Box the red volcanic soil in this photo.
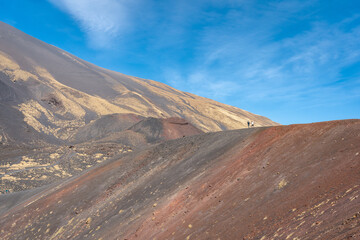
[161,117,204,140]
[72,115,203,147]
[128,117,203,143]
[0,120,359,240]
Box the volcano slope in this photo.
[0,21,277,145]
[0,119,359,240]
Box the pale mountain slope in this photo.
[0,22,277,143]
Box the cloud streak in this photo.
[49,0,135,49]
[159,1,360,110]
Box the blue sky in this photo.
[1,0,360,124]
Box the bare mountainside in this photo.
[2,22,358,240]
[0,22,277,144]
[0,120,359,239]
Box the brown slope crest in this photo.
[70,114,204,147]
[0,21,277,144]
[0,119,359,239]
[128,117,204,143]
[69,113,145,143]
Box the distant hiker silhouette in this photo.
[247,121,250,128]
[251,121,254,127]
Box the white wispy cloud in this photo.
[49,0,137,49]
[159,0,360,110]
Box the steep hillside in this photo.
[0,21,277,144]
[0,120,359,239]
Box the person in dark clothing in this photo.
[247,121,250,128]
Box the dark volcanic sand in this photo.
[0,120,359,239]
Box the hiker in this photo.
[251,121,254,127]
[247,121,250,128]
